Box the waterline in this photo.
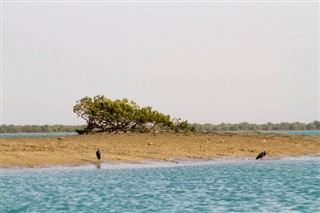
[2,156,319,213]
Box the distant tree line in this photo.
[2,120,318,134]
[0,124,85,133]
[1,121,319,133]
[191,121,320,132]
[73,95,192,134]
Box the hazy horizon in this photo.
[1,1,319,125]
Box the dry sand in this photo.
[1,132,319,168]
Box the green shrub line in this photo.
[1,121,319,134]
[191,121,320,132]
[0,124,85,133]
[1,94,318,134]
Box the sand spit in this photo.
[1,132,319,168]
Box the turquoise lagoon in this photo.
[1,156,319,212]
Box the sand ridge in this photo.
[1,132,319,168]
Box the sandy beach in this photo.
[1,132,319,168]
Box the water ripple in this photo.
[1,157,319,212]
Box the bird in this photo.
[96,148,101,160]
[256,151,267,160]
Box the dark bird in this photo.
[96,148,101,160]
[256,151,267,160]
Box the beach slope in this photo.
[1,132,319,168]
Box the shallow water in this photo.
[1,157,319,212]
[262,130,320,135]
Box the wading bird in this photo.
[256,151,267,160]
[96,148,101,160]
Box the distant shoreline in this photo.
[1,132,319,168]
[1,130,320,138]
[0,132,77,138]
[1,121,319,134]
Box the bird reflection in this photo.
[96,162,101,169]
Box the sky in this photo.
[1,0,319,125]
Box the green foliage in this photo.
[190,121,320,132]
[73,95,192,134]
[172,118,193,131]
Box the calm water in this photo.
[1,157,319,212]
[263,131,320,135]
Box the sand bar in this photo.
[1,132,319,168]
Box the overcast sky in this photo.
[1,1,319,125]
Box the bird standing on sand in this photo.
[96,148,101,160]
[256,151,267,160]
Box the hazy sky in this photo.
[1,1,319,125]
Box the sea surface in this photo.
[262,130,320,135]
[1,156,319,212]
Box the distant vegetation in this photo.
[1,121,319,134]
[73,95,192,134]
[0,124,84,133]
[191,121,320,132]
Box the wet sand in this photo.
[1,132,319,168]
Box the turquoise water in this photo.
[263,131,320,135]
[1,157,319,212]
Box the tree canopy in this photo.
[73,95,192,134]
